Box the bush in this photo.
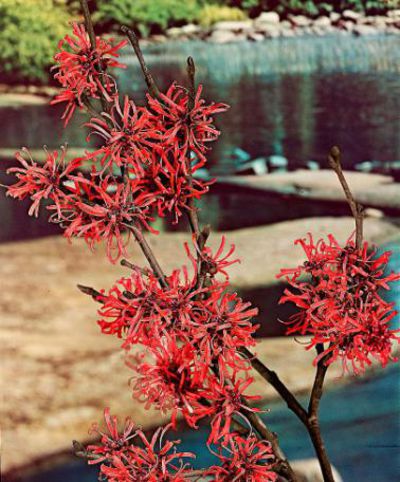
[197,5,248,27]
[96,0,201,36]
[0,0,73,83]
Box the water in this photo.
[1,36,400,173]
[13,365,400,482]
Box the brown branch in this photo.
[128,225,168,289]
[306,345,334,482]
[120,26,160,98]
[77,284,103,302]
[79,0,96,50]
[240,347,308,426]
[121,258,151,276]
[328,146,364,249]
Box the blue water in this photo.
[18,365,399,482]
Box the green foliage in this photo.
[96,0,201,36]
[0,0,72,83]
[198,4,248,27]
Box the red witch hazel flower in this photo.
[208,432,277,482]
[5,147,81,217]
[128,337,206,428]
[85,96,159,176]
[147,82,229,162]
[277,233,400,373]
[56,176,156,263]
[86,409,195,482]
[52,23,127,125]
[185,235,240,279]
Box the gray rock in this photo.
[289,15,312,27]
[388,9,400,18]
[255,11,280,25]
[208,29,238,43]
[166,27,182,38]
[314,16,331,27]
[180,23,201,35]
[342,9,362,21]
[330,12,341,23]
[248,32,265,42]
[212,20,253,32]
[353,24,378,36]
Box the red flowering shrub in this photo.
[278,234,400,373]
[4,9,400,482]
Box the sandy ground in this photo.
[1,216,399,474]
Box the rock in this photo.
[306,161,320,171]
[365,207,384,219]
[330,12,341,23]
[207,29,238,44]
[291,458,343,482]
[269,155,288,172]
[212,20,253,32]
[180,23,201,35]
[353,24,378,36]
[166,27,182,38]
[388,9,400,18]
[150,34,167,43]
[289,15,312,27]
[342,9,361,21]
[314,16,331,27]
[343,20,355,32]
[254,11,280,25]
[248,32,265,42]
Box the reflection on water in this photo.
[1,36,400,174]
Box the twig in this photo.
[328,146,363,248]
[120,26,160,98]
[128,225,168,289]
[121,258,151,276]
[240,347,308,425]
[77,284,103,302]
[79,0,96,49]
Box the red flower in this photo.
[185,235,239,280]
[277,233,400,373]
[6,147,81,217]
[52,23,127,125]
[57,176,156,263]
[208,433,277,482]
[147,82,228,162]
[189,287,258,373]
[128,337,205,428]
[85,96,160,176]
[86,410,195,481]
[86,407,137,464]
[197,376,262,444]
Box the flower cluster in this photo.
[278,233,400,373]
[97,241,261,443]
[86,409,195,482]
[6,25,228,264]
[51,23,127,125]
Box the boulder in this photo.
[212,20,253,32]
[208,29,238,44]
[166,27,183,38]
[314,16,331,27]
[342,9,361,21]
[180,23,201,35]
[329,12,340,23]
[255,11,280,25]
[248,32,265,42]
[388,9,400,18]
[288,15,312,27]
[353,24,378,36]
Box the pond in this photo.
[13,365,400,482]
